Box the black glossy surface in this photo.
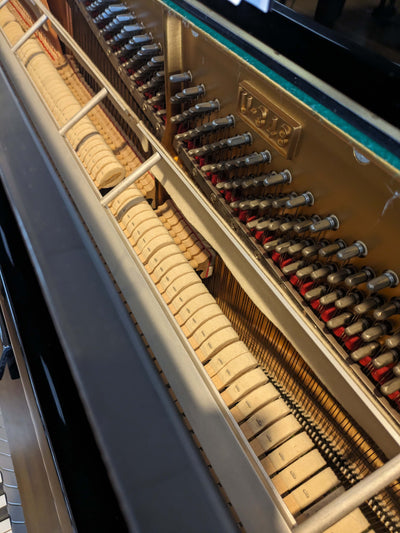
[0,182,129,532]
[174,0,400,135]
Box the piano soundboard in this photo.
[0,0,400,531]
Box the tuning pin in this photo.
[202,163,220,174]
[188,143,217,157]
[344,267,375,288]
[131,33,153,48]
[228,178,243,190]
[280,218,300,233]
[229,200,242,211]
[344,317,371,337]
[326,312,353,329]
[257,197,275,213]
[190,100,220,115]
[144,56,165,73]
[287,240,314,256]
[319,289,345,307]
[93,4,128,24]
[386,333,400,349]
[174,115,235,141]
[123,43,161,67]
[132,55,164,80]
[227,132,254,149]
[335,291,363,310]
[109,23,144,44]
[282,260,306,275]
[169,71,192,83]
[381,377,400,396]
[104,15,137,31]
[310,264,336,282]
[293,216,320,233]
[103,14,136,34]
[188,133,252,157]
[373,350,398,370]
[350,342,380,362]
[264,170,292,187]
[87,0,117,13]
[127,33,153,50]
[223,177,241,190]
[242,174,269,189]
[272,193,297,208]
[243,151,271,166]
[263,238,285,252]
[202,150,270,173]
[171,99,220,125]
[304,285,328,302]
[246,217,263,230]
[253,199,270,212]
[285,191,314,209]
[353,294,384,315]
[326,266,355,285]
[268,216,290,232]
[93,2,127,15]
[301,240,329,259]
[381,376,400,397]
[275,240,296,254]
[336,240,367,261]
[373,298,400,321]
[249,213,270,230]
[119,33,153,58]
[254,217,274,232]
[87,0,121,12]
[319,239,346,258]
[367,270,399,293]
[139,71,165,92]
[361,321,392,343]
[146,91,165,105]
[310,215,339,233]
[238,199,256,211]
[296,263,320,280]
[170,85,205,103]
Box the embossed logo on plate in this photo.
[238,81,301,159]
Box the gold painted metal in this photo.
[171,10,400,297]
[238,80,302,159]
[162,10,183,149]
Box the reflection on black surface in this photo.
[182,0,400,129]
[282,0,400,64]
[0,182,129,532]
